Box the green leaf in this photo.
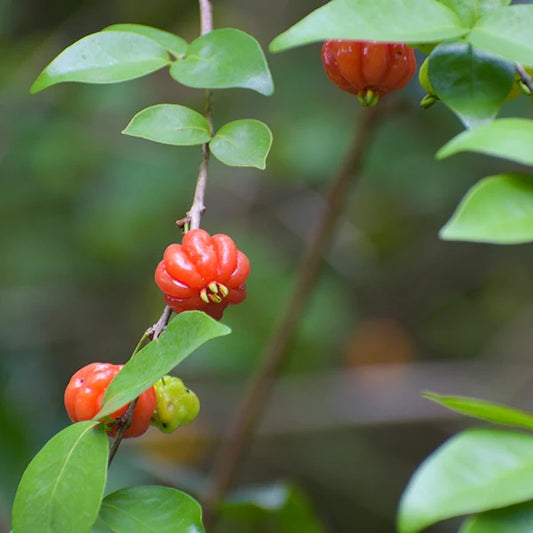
[438,0,511,28]
[269,0,467,53]
[210,119,272,169]
[103,24,187,58]
[12,422,108,533]
[220,483,325,533]
[398,428,533,533]
[98,311,230,418]
[170,28,273,95]
[428,41,514,128]
[461,502,533,533]
[468,5,533,68]
[424,392,533,431]
[437,119,533,166]
[122,104,212,146]
[31,32,170,94]
[99,486,204,533]
[91,516,114,533]
[440,173,533,244]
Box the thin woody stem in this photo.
[202,105,389,529]
[188,0,214,231]
[108,309,171,467]
[146,305,173,341]
[108,0,215,470]
[108,398,138,466]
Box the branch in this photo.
[108,398,138,466]
[188,0,214,231]
[516,63,533,96]
[146,305,173,341]
[199,0,213,36]
[202,104,392,527]
[108,307,172,466]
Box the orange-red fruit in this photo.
[155,229,250,320]
[321,40,417,105]
[64,362,157,438]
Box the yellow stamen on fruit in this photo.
[200,288,210,304]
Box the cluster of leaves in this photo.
[266,0,533,531]
[32,24,274,169]
[271,0,533,245]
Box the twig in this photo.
[199,0,213,36]
[107,0,215,469]
[188,0,214,231]
[108,398,138,466]
[516,63,533,95]
[202,105,389,528]
[146,305,173,340]
[108,307,172,466]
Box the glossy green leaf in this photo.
[440,173,533,244]
[461,502,533,533]
[220,482,325,533]
[31,32,171,94]
[170,29,273,95]
[438,0,511,28]
[99,486,204,533]
[98,311,230,418]
[468,5,533,67]
[210,119,272,169]
[103,24,187,58]
[437,119,533,167]
[424,392,533,431]
[429,41,514,128]
[398,428,533,533]
[269,0,467,52]
[12,422,108,533]
[122,104,212,146]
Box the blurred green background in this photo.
[2,0,533,531]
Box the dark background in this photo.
[2,0,533,531]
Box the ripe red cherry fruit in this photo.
[321,40,417,106]
[155,229,250,320]
[64,362,157,438]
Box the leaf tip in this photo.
[30,74,48,94]
[269,32,292,53]
[435,145,450,160]
[422,391,440,402]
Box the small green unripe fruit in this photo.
[151,376,200,433]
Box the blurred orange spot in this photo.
[345,318,415,367]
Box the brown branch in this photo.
[146,305,173,340]
[108,398,138,466]
[202,105,389,528]
[516,63,533,96]
[188,0,214,231]
[107,0,215,468]
[108,306,172,466]
[199,0,213,36]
